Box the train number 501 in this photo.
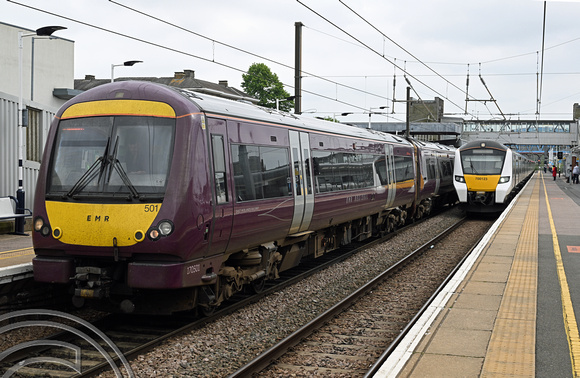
[144,204,159,212]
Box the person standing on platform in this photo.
[553,165,557,181]
[573,163,580,184]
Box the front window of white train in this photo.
[460,148,506,175]
[47,116,175,200]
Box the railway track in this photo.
[229,217,494,377]
[0,208,470,377]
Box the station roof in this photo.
[74,69,257,103]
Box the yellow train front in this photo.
[453,140,535,213]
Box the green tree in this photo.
[241,63,293,112]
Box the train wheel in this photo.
[200,304,216,317]
[250,277,266,294]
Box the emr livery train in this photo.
[32,81,457,314]
[453,140,535,213]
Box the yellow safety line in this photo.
[481,172,538,376]
[0,247,33,254]
[0,253,33,261]
[0,247,34,260]
[542,174,580,376]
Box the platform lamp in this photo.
[111,60,143,82]
[17,26,67,235]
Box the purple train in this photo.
[32,81,457,314]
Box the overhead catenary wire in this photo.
[336,0,511,120]
[338,1,467,100]
[330,0,580,120]
[538,1,547,117]
[10,0,572,120]
[108,0,391,105]
[296,0,475,118]
[8,0,384,115]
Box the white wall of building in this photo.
[0,22,74,212]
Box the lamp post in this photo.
[17,25,66,235]
[111,60,143,82]
[368,106,389,129]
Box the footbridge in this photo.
[354,119,578,163]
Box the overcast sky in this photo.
[3,0,580,122]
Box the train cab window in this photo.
[48,116,175,199]
[212,135,228,204]
[231,144,291,202]
[461,148,506,175]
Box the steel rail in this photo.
[228,217,466,377]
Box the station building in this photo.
[0,21,75,229]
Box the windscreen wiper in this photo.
[66,136,140,200]
[107,137,140,199]
[67,138,111,197]
[469,159,479,174]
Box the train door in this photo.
[207,117,234,256]
[433,157,441,194]
[430,155,440,194]
[385,144,396,208]
[289,130,314,234]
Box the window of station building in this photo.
[231,144,291,202]
[311,151,377,193]
[26,107,42,163]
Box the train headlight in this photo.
[148,228,161,241]
[34,217,44,232]
[455,175,465,183]
[34,216,52,237]
[147,220,174,241]
[499,176,510,183]
[158,220,174,236]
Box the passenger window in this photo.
[311,150,379,192]
[211,135,228,204]
[394,156,414,183]
[231,144,291,202]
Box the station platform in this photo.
[0,230,33,283]
[376,170,580,377]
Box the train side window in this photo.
[303,149,312,195]
[428,158,436,180]
[394,155,414,183]
[231,144,291,202]
[211,135,228,204]
[374,156,388,185]
[442,161,452,178]
[312,150,380,192]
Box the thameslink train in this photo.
[453,140,535,213]
[31,81,457,314]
